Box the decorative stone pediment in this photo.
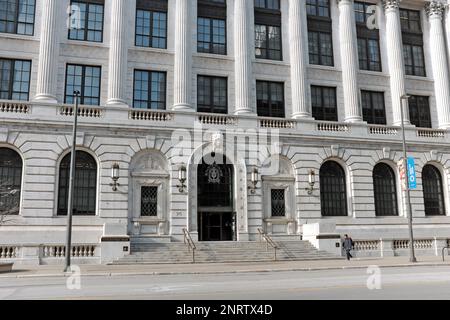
[429,150,442,162]
[261,155,294,178]
[131,150,168,173]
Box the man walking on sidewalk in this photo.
[343,234,354,261]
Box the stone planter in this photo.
[0,263,13,273]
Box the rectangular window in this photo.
[197,17,226,55]
[197,75,227,114]
[355,2,381,72]
[135,9,167,49]
[133,70,166,110]
[255,24,282,60]
[408,95,431,128]
[254,0,282,61]
[65,64,101,105]
[306,0,330,17]
[307,0,333,66]
[403,44,425,77]
[361,90,386,125]
[271,189,285,217]
[308,31,333,66]
[68,0,104,43]
[141,186,158,217]
[357,38,381,72]
[256,81,285,118]
[400,9,425,77]
[255,0,280,10]
[0,58,31,101]
[311,85,337,121]
[400,9,421,33]
[0,0,35,35]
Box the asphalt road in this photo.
[1,265,450,300]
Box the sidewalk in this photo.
[1,256,449,279]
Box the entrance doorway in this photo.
[197,155,235,241]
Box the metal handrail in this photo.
[442,246,450,262]
[182,228,196,263]
[257,228,278,261]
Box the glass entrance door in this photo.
[197,155,235,241]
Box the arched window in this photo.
[320,161,347,216]
[422,165,445,216]
[373,163,398,216]
[0,148,22,215]
[58,151,97,216]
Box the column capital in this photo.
[382,0,401,11]
[425,1,447,19]
[336,0,353,4]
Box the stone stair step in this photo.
[111,239,342,265]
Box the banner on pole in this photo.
[407,157,417,190]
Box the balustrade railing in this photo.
[0,246,18,259]
[317,122,349,132]
[0,101,30,114]
[416,128,446,139]
[198,114,237,126]
[392,239,433,250]
[60,105,103,118]
[260,118,296,129]
[129,109,174,122]
[42,245,97,258]
[368,125,399,136]
[353,240,379,251]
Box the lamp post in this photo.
[64,90,80,272]
[400,94,417,263]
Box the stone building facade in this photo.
[1,0,450,264]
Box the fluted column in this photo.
[34,0,59,103]
[173,0,193,110]
[107,0,128,105]
[383,0,409,125]
[289,0,310,118]
[338,0,362,122]
[426,1,450,129]
[234,0,253,114]
[445,1,450,71]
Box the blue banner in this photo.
[407,157,417,190]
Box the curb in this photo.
[0,262,449,279]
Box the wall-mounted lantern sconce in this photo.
[110,163,120,191]
[248,167,259,194]
[177,165,187,193]
[305,170,316,195]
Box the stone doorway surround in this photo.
[187,138,249,241]
[128,150,170,238]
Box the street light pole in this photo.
[400,94,417,263]
[64,91,80,272]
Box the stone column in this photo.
[383,0,409,125]
[173,0,193,110]
[107,0,128,105]
[234,0,253,114]
[34,0,59,103]
[446,1,450,72]
[289,0,310,118]
[426,1,450,129]
[338,0,362,122]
